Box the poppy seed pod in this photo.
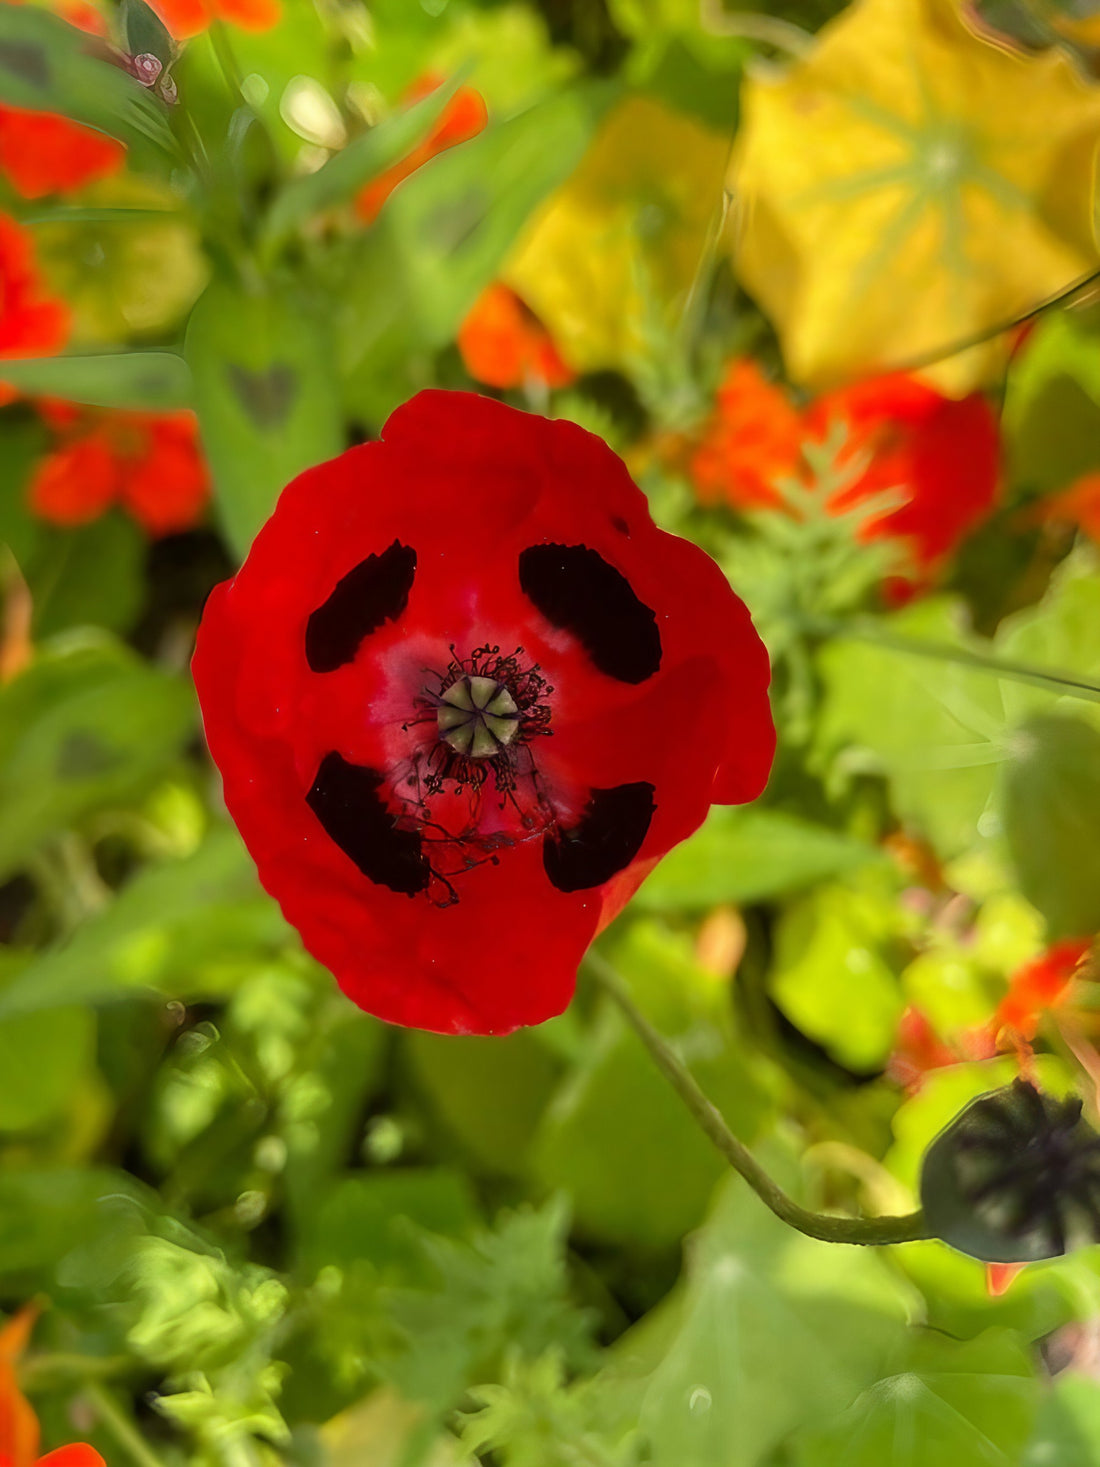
[193,390,775,1035]
[920,1078,1100,1263]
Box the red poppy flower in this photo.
[193,390,774,1035]
[29,403,210,535]
[0,106,123,199]
[355,75,488,227]
[690,361,1000,575]
[0,1307,105,1467]
[0,215,70,363]
[458,284,575,391]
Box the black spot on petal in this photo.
[543,782,656,892]
[519,543,660,684]
[307,752,430,895]
[306,541,417,673]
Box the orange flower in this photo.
[0,107,123,199]
[1037,472,1100,544]
[0,215,70,362]
[993,937,1093,1042]
[690,359,803,510]
[690,361,1001,573]
[29,403,210,536]
[886,1006,961,1092]
[148,0,278,39]
[355,75,488,227]
[457,284,575,391]
[806,375,1002,571]
[0,1306,105,1467]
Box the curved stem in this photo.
[586,954,929,1247]
[84,1381,167,1467]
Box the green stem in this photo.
[587,954,929,1247]
[208,18,246,102]
[817,616,1100,704]
[85,1381,168,1467]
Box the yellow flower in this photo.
[503,95,728,373]
[728,0,1100,395]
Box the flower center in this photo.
[436,674,521,758]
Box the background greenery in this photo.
[3,0,1100,1463]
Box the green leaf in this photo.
[1025,1373,1100,1467]
[1000,714,1100,938]
[790,1329,1039,1467]
[770,883,905,1072]
[262,74,463,247]
[0,354,192,411]
[0,826,288,1018]
[0,634,195,880]
[534,922,776,1250]
[630,1175,916,1467]
[0,3,174,154]
[28,513,145,639]
[185,274,344,557]
[818,600,1009,857]
[0,997,93,1130]
[405,1029,562,1176]
[635,806,883,912]
[0,1167,150,1285]
[338,84,607,425]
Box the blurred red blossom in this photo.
[992,937,1093,1043]
[0,106,123,198]
[150,0,278,38]
[458,284,575,391]
[355,75,488,227]
[691,359,1001,576]
[0,215,69,388]
[29,402,210,536]
[0,1306,105,1467]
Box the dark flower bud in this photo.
[920,1078,1100,1262]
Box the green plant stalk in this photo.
[85,1381,168,1467]
[586,954,929,1247]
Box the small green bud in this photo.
[920,1078,1100,1263]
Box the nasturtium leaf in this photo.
[1025,1373,1100,1467]
[790,1329,1039,1467]
[818,599,1009,858]
[633,1174,916,1467]
[0,634,195,880]
[534,922,777,1250]
[994,548,1100,733]
[1000,714,1100,938]
[728,0,1100,394]
[186,274,344,557]
[27,513,145,639]
[406,1029,562,1176]
[1003,312,1100,493]
[634,806,882,911]
[0,354,191,411]
[502,94,726,374]
[338,84,605,425]
[0,2,174,156]
[770,882,905,1072]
